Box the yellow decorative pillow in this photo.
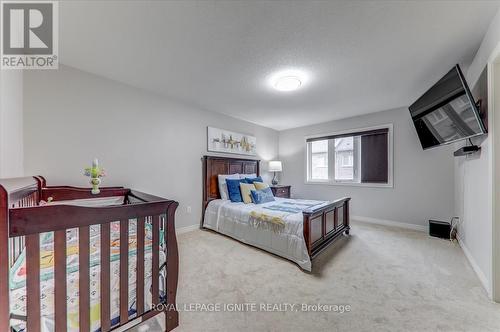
[240,183,256,203]
[254,182,270,190]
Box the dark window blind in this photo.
[360,132,388,183]
[306,128,388,142]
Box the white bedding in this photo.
[203,198,327,271]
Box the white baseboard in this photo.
[176,224,199,235]
[457,236,491,297]
[351,215,427,232]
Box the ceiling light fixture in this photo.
[268,69,310,93]
[274,76,302,92]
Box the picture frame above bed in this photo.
[207,127,257,156]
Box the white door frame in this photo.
[490,41,500,302]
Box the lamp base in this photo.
[272,172,278,185]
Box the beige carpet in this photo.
[171,221,500,332]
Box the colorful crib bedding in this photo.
[10,220,165,332]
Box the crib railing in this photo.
[0,177,40,331]
[0,177,179,332]
[10,189,39,267]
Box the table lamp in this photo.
[268,160,282,185]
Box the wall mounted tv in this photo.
[409,64,487,150]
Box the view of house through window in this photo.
[334,136,359,182]
[310,140,328,180]
[307,126,390,185]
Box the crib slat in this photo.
[136,217,145,316]
[54,230,67,332]
[26,233,41,332]
[152,215,160,305]
[79,226,90,332]
[119,219,129,324]
[101,223,111,332]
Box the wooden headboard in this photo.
[202,155,260,209]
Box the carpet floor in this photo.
[172,221,500,332]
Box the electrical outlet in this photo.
[187,206,192,214]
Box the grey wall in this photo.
[453,7,500,296]
[23,65,279,229]
[0,71,24,178]
[467,8,500,86]
[279,107,455,227]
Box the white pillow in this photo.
[240,173,257,179]
[218,173,240,200]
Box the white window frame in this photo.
[305,123,394,188]
[306,140,329,183]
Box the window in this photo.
[309,140,328,180]
[334,136,359,182]
[306,125,392,186]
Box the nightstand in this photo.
[270,185,291,198]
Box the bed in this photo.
[0,176,179,332]
[202,156,350,271]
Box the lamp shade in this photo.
[268,161,282,172]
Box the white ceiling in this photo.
[59,0,500,131]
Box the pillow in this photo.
[226,178,245,202]
[240,182,255,204]
[245,176,263,184]
[254,182,269,190]
[218,174,240,200]
[240,183,256,204]
[251,187,275,204]
[240,173,256,179]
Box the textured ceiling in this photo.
[59,0,500,130]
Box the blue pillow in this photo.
[250,187,275,204]
[245,176,263,184]
[226,178,245,202]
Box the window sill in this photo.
[305,180,393,188]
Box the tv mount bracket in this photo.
[476,99,482,110]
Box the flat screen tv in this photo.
[409,64,487,150]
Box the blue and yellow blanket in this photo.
[249,199,325,232]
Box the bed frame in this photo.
[202,155,350,265]
[0,176,179,332]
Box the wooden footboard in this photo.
[0,177,179,332]
[303,197,350,259]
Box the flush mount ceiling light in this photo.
[274,76,302,91]
[268,69,310,93]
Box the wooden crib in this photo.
[0,176,179,332]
